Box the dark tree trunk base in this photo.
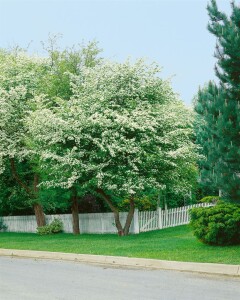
[33,203,46,227]
[96,188,134,236]
[123,197,135,236]
[71,187,80,235]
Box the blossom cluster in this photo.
[0,49,198,200]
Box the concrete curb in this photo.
[0,248,239,277]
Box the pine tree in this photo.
[196,0,240,202]
[194,81,223,196]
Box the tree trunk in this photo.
[71,187,80,235]
[123,197,135,236]
[33,174,46,227]
[33,203,46,227]
[113,211,124,236]
[10,159,46,226]
[96,188,124,236]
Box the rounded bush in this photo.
[199,196,220,204]
[190,203,240,245]
[37,218,63,235]
[50,218,63,233]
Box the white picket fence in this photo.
[1,203,212,234]
[2,211,139,234]
[138,203,212,232]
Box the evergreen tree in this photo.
[194,81,223,196]
[195,0,240,202]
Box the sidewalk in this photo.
[0,248,239,277]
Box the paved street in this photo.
[0,256,239,300]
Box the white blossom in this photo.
[26,59,198,197]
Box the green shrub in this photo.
[190,203,240,245]
[118,196,157,211]
[37,225,51,235]
[199,195,220,204]
[0,218,7,231]
[37,218,63,235]
[50,218,63,233]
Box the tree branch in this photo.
[96,188,124,235]
[10,158,32,195]
[96,188,118,213]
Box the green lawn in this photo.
[0,225,239,265]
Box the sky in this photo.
[0,0,232,105]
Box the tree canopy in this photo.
[0,40,198,235]
[0,41,103,229]
[27,59,198,234]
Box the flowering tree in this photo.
[28,59,198,235]
[0,49,47,226]
[38,39,102,233]
[0,41,102,231]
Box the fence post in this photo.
[158,207,163,229]
[133,208,139,234]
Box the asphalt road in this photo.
[0,256,239,300]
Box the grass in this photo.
[0,225,239,265]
